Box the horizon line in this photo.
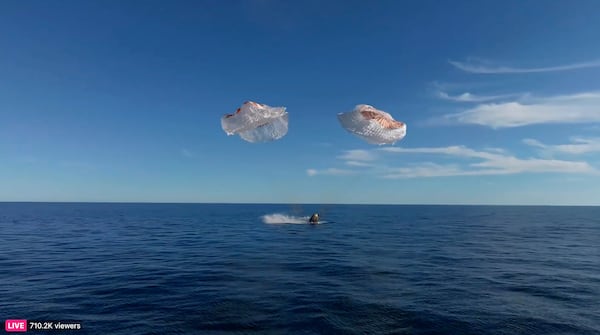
[0,201,598,207]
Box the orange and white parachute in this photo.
[221,101,288,143]
[337,104,407,145]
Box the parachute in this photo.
[221,101,288,143]
[337,104,407,145]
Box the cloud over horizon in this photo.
[307,143,598,179]
[379,146,596,178]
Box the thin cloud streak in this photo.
[522,139,546,148]
[337,149,377,162]
[380,145,596,178]
[379,145,502,160]
[437,91,521,103]
[439,91,600,128]
[308,144,597,179]
[345,160,374,167]
[306,168,356,176]
[449,59,600,74]
[337,149,377,168]
[523,137,600,155]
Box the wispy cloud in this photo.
[307,144,597,179]
[379,145,596,178]
[440,91,600,128]
[484,147,508,154]
[337,149,377,161]
[379,145,500,160]
[345,160,374,167]
[437,91,522,103]
[449,58,600,74]
[383,162,467,178]
[522,139,546,148]
[430,80,500,91]
[336,149,377,167]
[306,168,356,176]
[523,137,600,155]
[181,148,194,158]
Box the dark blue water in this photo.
[1,203,599,334]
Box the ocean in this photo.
[1,203,599,334]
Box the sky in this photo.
[1,0,600,205]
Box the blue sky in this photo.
[1,0,600,204]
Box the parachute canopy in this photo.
[337,104,407,145]
[221,101,288,143]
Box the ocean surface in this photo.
[1,203,599,334]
